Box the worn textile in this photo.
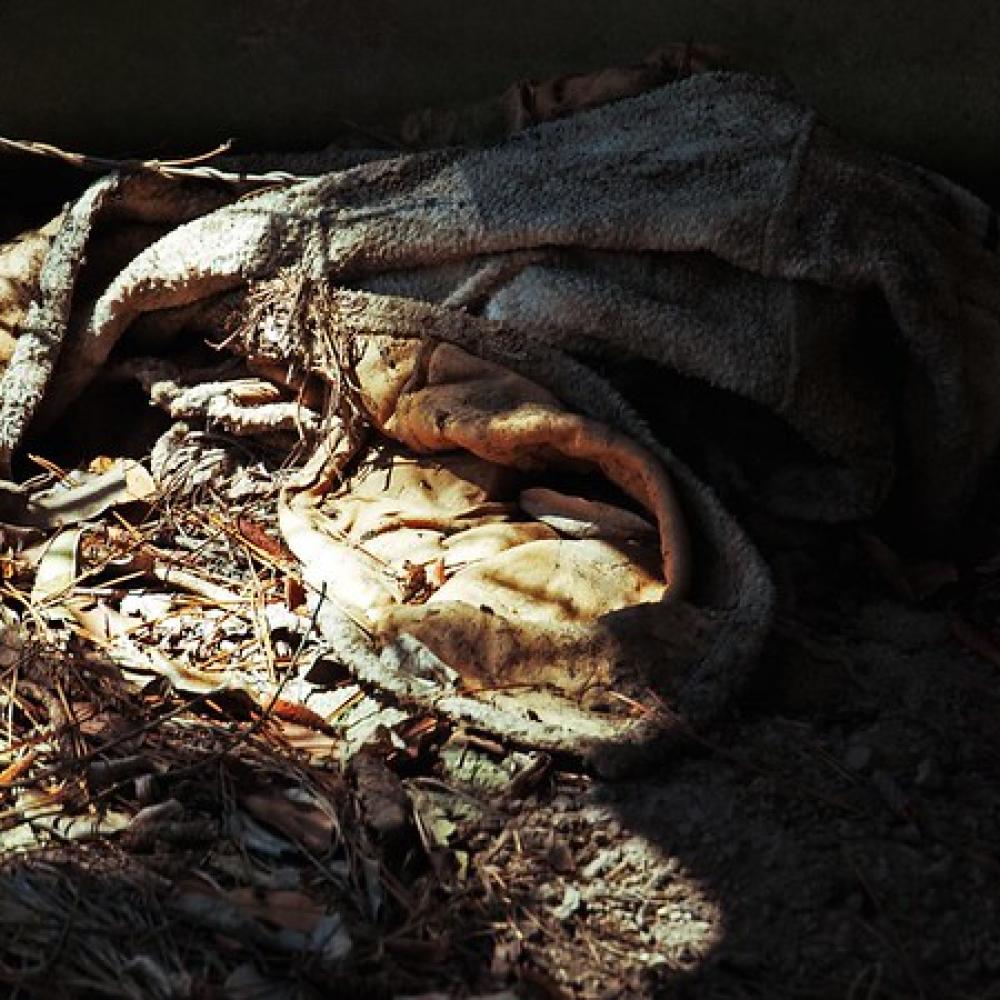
[3,72,999,762]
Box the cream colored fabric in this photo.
[16,68,998,750]
[280,334,686,694]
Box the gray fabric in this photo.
[4,71,1000,753]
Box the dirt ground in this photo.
[0,424,997,1000]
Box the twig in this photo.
[150,563,244,606]
[0,135,312,187]
[0,691,211,791]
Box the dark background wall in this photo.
[0,0,998,191]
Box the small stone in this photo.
[554,884,583,921]
[582,846,621,880]
[872,769,910,816]
[915,757,945,792]
[844,744,872,772]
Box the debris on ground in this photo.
[0,50,998,999]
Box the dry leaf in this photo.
[225,887,324,934]
[23,459,155,529]
[270,698,338,735]
[70,598,243,695]
[30,527,82,607]
[236,516,294,562]
[241,789,334,855]
[951,615,1000,671]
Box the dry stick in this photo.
[149,563,244,606]
[2,689,44,733]
[0,751,37,787]
[0,792,72,828]
[100,518,249,606]
[0,690,213,792]
[204,512,294,572]
[53,679,85,762]
[26,454,70,481]
[237,536,279,685]
[4,659,18,749]
[0,136,231,172]
[0,135,311,187]
[7,703,308,843]
[100,517,255,642]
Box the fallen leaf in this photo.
[30,527,83,607]
[951,615,1000,671]
[23,459,155,529]
[284,575,307,611]
[70,598,246,695]
[241,789,334,855]
[225,888,324,934]
[237,516,294,562]
[270,698,338,736]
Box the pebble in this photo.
[554,885,583,921]
[581,846,622,880]
[844,743,873,772]
[915,756,946,792]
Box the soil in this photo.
[3,431,998,1000]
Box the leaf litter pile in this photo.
[0,437,592,997]
[2,52,1000,1000]
[4,430,1000,1000]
